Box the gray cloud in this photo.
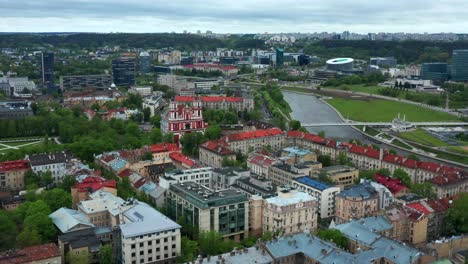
[0,0,467,33]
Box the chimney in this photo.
[379,148,383,161]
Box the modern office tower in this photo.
[276,47,284,67]
[420,63,449,82]
[451,50,468,81]
[112,58,136,87]
[59,75,112,91]
[41,52,54,87]
[139,51,151,74]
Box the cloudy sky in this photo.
[1,0,467,33]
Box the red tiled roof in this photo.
[102,155,117,163]
[133,178,148,189]
[402,158,418,169]
[248,154,275,167]
[0,160,29,172]
[427,196,459,213]
[430,173,466,186]
[406,201,432,216]
[224,128,283,142]
[417,161,441,173]
[175,96,195,102]
[374,173,408,194]
[149,143,180,153]
[349,144,366,155]
[364,147,380,159]
[73,176,117,193]
[0,243,60,264]
[169,152,196,167]
[287,130,304,139]
[200,140,234,155]
[117,168,132,178]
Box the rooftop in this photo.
[49,207,94,233]
[72,176,116,193]
[78,190,125,216]
[374,173,408,194]
[120,201,180,238]
[337,182,377,199]
[58,228,101,251]
[265,189,315,207]
[294,176,334,191]
[0,160,29,172]
[169,182,247,209]
[198,247,273,264]
[282,146,312,157]
[28,151,73,166]
[0,243,60,264]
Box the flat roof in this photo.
[265,191,315,206]
[294,176,333,191]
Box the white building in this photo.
[142,94,164,117]
[160,167,213,189]
[129,86,152,96]
[119,200,181,264]
[361,179,394,210]
[28,151,73,183]
[292,176,340,219]
[0,77,36,95]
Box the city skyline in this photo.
[1,0,468,34]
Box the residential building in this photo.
[263,232,424,264]
[247,153,276,177]
[335,182,379,224]
[385,204,428,246]
[195,246,274,264]
[0,194,24,211]
[77,189,125,228]
[0,159,29,191]
[374,173,410,197]
[174,95,254,112]
[430,171,468,198]
[183,63,239,76]
[452,49,468,82]
[231,175,277,198]
[117,200,181,264]
[28,151,73,183]
[163,167,212,187]
[319,165,358,189]
[0,100,33,119]
[280,146,317,165]
[292,176,340,219]
[169,152,198,169]
[212,167,249,190]
[139,51,151,74]
[59,75,112,91]
[128,86,152,96]
[112,58,136,87]
[41,52,54,87]
[160,100,206,146]
[0,243,62,264]
[0,77,36,95]
[222,128,285,155]
[167,182,249,241]
[142,94,164,117]
[199,140,236,168]
[267,163,306,186]
[262,188,318,235]
[148,143,180,163]
[70,176,117,208]
[57,228,100,264]
[361,179,394,210]
[49,207,95,234]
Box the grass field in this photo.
[447,146,468,156]
[399,129,450,147]
[0,138,44,154]
[324,98,460,122]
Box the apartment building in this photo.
[167,182,249,241]
[319,165,359,189]
[267,163,306,186]
[60,74,112,91]
[199,140,236,168]
[247,153,276,177]
[175,95,254,112]
[118,201,181,264]
[0,159,29,191]
[163,167,213,187]
[385,204,428,246]
[77,190,125,228]
[28,151,73,183]
[292,176,340,219]
[262,188,318,235]
[212,167,250,190]
[335,182,379,224]
[280,146,317,165]
[430,171,468,198]
[0,243,62,264]
[70,176,117,208]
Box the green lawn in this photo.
[399,129,450,147]
[446,146,468,156]
[325,98,460,122]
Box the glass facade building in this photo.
[112,58,136,87]
[420,63,448,81]
[452,50,468,82]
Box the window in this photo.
[164,246,168,250]
[131,244,135,249]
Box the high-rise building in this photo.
[41,52,54,87]
[139,51,151,74]
[112,58,136,87]
[451,49,468,81]
[420,62,448,82]
[59,74,112,91]
[276,47,284,67]
[370,57,397,68]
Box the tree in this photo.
[150,115,161,127]
[16,227,42,248]
[24,170,40,187]
[162,133,174,143]
[393,168,412,187]
[376,168,391,177]
[117,177,137,200]
[205,125,222,140]
[318,171,333,184]
[98,244,113,264]
[289,120,301,131]
[406,154,420,161]
[143,107,151,122]
[198,231,224,256]
[318,131,326,138]
[142,151,153,161]
[411,183,436,199]
[0,211,17,250]
[42,188,73,212]
[445,193,468,235]
[359,170,376,180]
[67,251,91,264]
[177,237,199,263]
[23,212,56,241]
[180,132,207,157]
[317,229,348,249]
[150,128,163,143]
[337,153,352,166]
[317,155,331,167]
[58,175,77,191]
[41,170,54,187]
